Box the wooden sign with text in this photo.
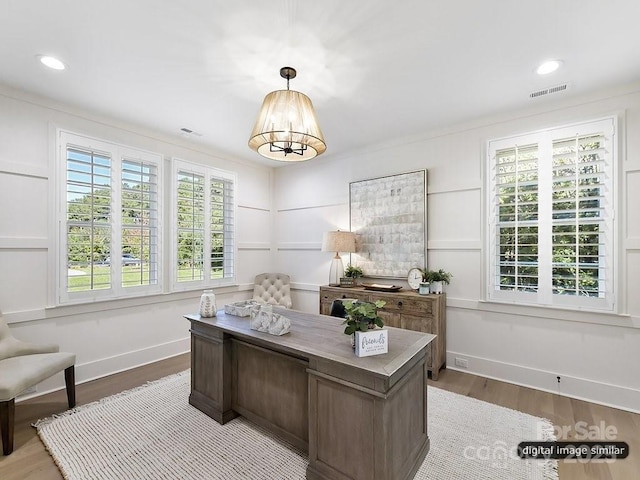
[355,330,389,357]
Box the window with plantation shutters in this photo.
[487,118,616,311]
[173,159,236,289]
[494,143,540,294]
[58,131,162,304]
[176,170,206,281]
[65,145,112,293]
[210,177,235,280]
[121,158,159,287]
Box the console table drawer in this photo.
[321,291,369,302]
[376,295,433,314]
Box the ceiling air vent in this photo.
[179,127,203,137]
[529,83,568,99]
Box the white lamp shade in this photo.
[248,89,326,161]
[322,231,356,253]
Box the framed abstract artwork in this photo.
[349,170,427,278]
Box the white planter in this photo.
[429,281,443,294]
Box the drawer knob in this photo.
[397,301,403,307]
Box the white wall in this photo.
[274,82,640,412]
[0,85,272,397]
[3,80,639,413]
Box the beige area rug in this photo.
[35,370,557,480]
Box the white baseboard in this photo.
[17,337,190,402]
[76,337,191,385]
[445,351,640,414]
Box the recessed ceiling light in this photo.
[38,55,66,70]
[536,60,562,75]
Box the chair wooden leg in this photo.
[1,398,15,455]
[65,366,76,409]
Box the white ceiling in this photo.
[2,0,639,167]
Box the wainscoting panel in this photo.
[627,170,640,240]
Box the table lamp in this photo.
[322,230,356,286]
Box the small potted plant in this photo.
[342,299,386,348]
[423,269,452,294]
[341,264,364,287]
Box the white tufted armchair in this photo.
[252,273,293,309]
[0,314,76,455]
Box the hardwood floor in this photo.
[435,369,639,480]
[0,355,636,479]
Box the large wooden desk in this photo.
[185,309,434,480]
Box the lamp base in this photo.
[328,255,344,286]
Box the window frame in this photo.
[171,158,237,292]
[56,130,163,305]
[485,117,617,312]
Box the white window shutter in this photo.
[487,118,616,311]
[58,131,163,304]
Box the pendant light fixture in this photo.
[248,66,326,161]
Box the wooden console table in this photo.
[186,309,434,480]
[319,286,446,380]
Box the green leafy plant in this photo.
[423,268,453,284]
[342,300,386,335]
[344,264,364,278]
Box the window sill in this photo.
[446,297,639,329]
[6,284,251,325]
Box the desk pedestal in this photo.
[187,311,432,480]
